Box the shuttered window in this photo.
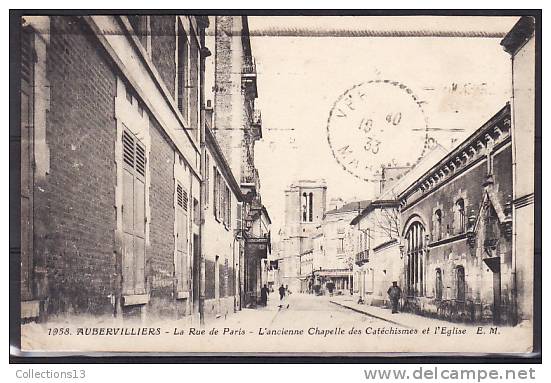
[236,203,242,234]
[213,166,218,219]
[121,128,147,296]
[175,181,189,293]
[225,185,231,229]
[212,166,232,229]
[204,154,210,207]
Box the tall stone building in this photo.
[212,16,271,307]
[277,180,327,292]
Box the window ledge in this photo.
[428,232,468,248]
[123,294,150,306]
[176,291,190,300]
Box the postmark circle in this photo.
[326,80,429,183]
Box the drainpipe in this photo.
[198,17,211,326]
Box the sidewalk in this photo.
[329,295,473,329]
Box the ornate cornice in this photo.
[399,104,511,206]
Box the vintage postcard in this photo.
[12,12,539,356]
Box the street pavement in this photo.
[21,292,533,353]
[210,292,389,330]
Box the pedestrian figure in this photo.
[279,284,286,301]
[285,284,291,295]
[260,284,269,306]
[387,281,402,314]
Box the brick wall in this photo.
[213,16,235,162]
[150,16,176,98]
[39,16,118,316]
[147,118,177,317]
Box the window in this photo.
[193,197,200,225]
[434,209,442,241]
[456,266,465,302]
[175,181,189,293]
[337,238,345,254]
[213,166,218,219]
[308,192,313,222]
[302,192,308,222]
[213,167,230,228]
[214,255,220,300]
[204,154,210,206]
[225,185,231,228]
[405,221,425,297]
[189,27,199,141]
[121,128,147,295]
[455,198,466,234]
[435,268,443,300]
[177,21,190,123]
[236,203,243,233]
[301,191,314,222]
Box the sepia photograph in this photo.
[10,10,540,357]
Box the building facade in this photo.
[202,115,244,318]
[398,105,513,324]
[20,15,210,321]
[212,16,271,308]
[19,14,272,322]
[315,201,370,294]
[351,200,401,306]
[350,148,449,307]
[276,180,327,292]
[500,16,536,326]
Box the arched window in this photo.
[434,210,442,240]
[435,268,443,300]
[302,192,308,222]
[456,266,465,302]
[456,199,465,234]
[405,221,426,296]
[308,192,313,222]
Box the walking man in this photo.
[278,284,286,301]
[387,281,402,314]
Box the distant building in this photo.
[276,180,327,292]
[351,200,401,306]
[315,200,370,294]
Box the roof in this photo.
[398,104,510,201]
[350,199,400,226]
[325,200,371,216]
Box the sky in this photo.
[246,16,520,238]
